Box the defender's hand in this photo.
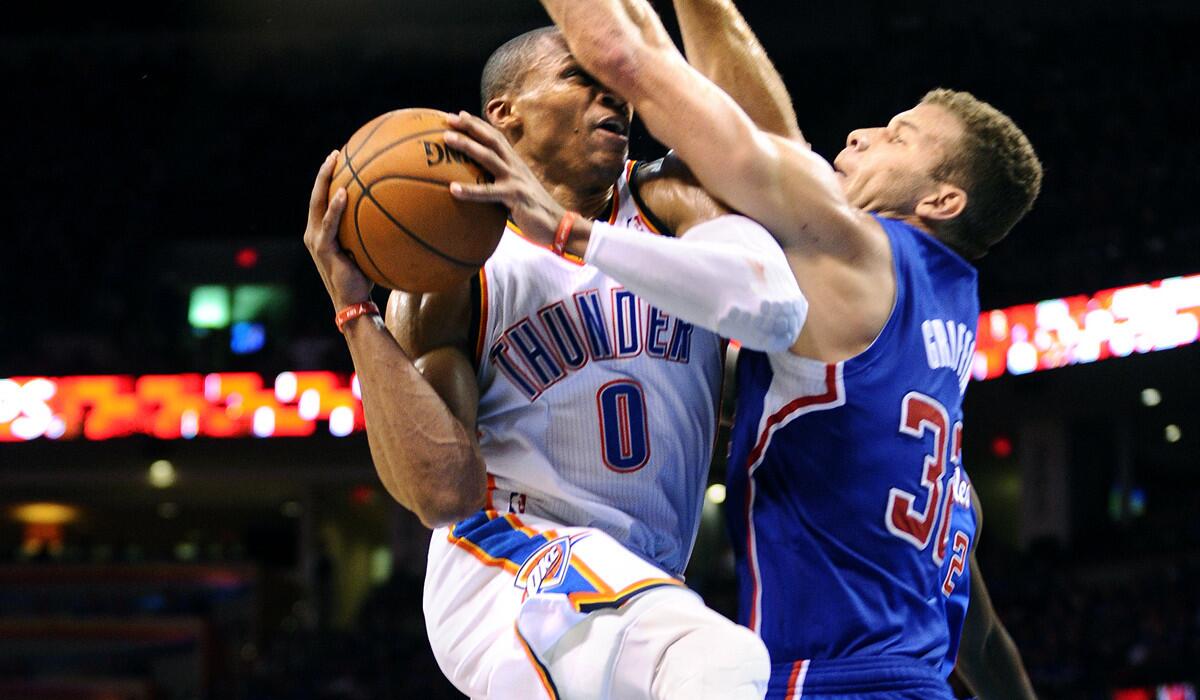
[443,111,566,241]
[303,150,374,311]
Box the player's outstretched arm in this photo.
[954,491,1037,699]
[672,0,803,142]
[539,0,868,253]
[446,112,806,352]
[303,151,486,529]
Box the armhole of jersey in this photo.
[471,268,487,371]
[832,216,907,375]
[628,160,675,237]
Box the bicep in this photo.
[385,284,479,429]
[634,154,729,235]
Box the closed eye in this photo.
[561,66,595,85]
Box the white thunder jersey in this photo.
[475,160,722,576]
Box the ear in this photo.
[915,182,967,222]
[485,96,521,139]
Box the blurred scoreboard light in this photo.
[0,372,364,442]
[974,273,1200,381]
[4,274,1199,442]
[1112,682,1197,700]
[230,321,266,355]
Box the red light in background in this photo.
[235,247,259,269]
[991,435,1014,459]
[350,485,376,506]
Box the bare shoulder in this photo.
[631,152,728,235]
[384,279,475,358]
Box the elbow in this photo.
[417,491,486,530]
[412,455,488,530]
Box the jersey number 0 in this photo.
[596,380,650,472]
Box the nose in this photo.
[598,87,629,114]
[846,128,871,151]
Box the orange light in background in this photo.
[0,371,364,442]
[10,502,80,525]
[11,502,78,560]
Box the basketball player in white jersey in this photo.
[303,18,808,700]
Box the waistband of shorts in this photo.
[769,655,950,695]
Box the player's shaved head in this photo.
[480,26,563,111]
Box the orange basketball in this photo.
[330,108,508,292]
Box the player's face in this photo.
[509,37,633,182]
[832,103,964,216]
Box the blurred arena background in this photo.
[2,1,1198,698]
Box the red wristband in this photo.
[553,210,579,256]
[335,301,380,333]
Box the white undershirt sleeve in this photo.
[583,214,807,352]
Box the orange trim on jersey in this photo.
[504,512,540,537]
[485,474,496,511]
[786,659,809,698]
[475,268,489,367]
[625,159,666,235]
[445,525,520,574]
[610,161,636,225]
[506,220,586,267]
[566,577,683,612]
[514,622,560,699]
[567,556,614,594]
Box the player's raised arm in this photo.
[303,151,486,529]
[672,0,803,142]
[538,0,868,253]
[446,111,807,352]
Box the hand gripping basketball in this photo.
[303,150,375,312]
[444,111,568,243]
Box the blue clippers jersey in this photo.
[726,216,980,677]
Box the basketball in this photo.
[330,108,508,292]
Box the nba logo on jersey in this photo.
[515,535,583,597]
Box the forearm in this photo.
[541,0,820,240]
[584,215,806,351]
[342,315,486,528]
[673,0,802,140]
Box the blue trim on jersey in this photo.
[449,510,550,567]
[449,510,679,609]
[726,215,980,678]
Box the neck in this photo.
[866,206,934,234]
[543,178,615,221]
[524,158,619,246]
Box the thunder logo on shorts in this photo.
[448,510,680,613]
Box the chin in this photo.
[593,151,628,178]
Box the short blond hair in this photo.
[921,88,1043,258]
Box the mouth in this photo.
[594,115,630,140]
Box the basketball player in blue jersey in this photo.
[303,17,811,699]
[502,1,1045,698]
